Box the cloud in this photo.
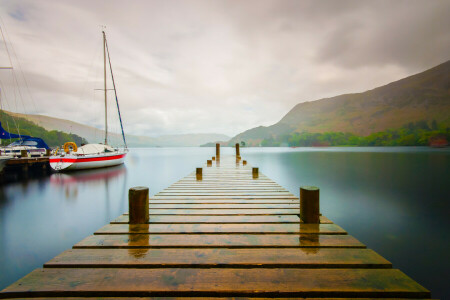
[0,0,448,137]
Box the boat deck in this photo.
[0,154,431,299]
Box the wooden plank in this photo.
[73,234,365,248]
[156,192,294,195]
[112,215,302,224]
[94,223,346,235]
[151,196,298,199]
[111,215,333,224]
[1,268,430,298]
[148,204,299,209]
[126,209,300,215]
[44,248,392,269]
[149,199,299,203]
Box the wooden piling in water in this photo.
[207,160,212,166]
[300,186,320,224]
[128,186,149,224]
[215,143,220,160]
[0,155,431,299]
[252,167,259,179]
[196,167,203,180]
[235,143,240,159]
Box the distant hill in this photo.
[229,60,450,145]
[5,111,229,147]
[0,111,87,147]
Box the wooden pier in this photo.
[0,148,431,299]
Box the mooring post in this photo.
[216,143,220,160]
[45,149,51,156]
[243,160,247,166]
[235,143,240,159]
[212,156,215,161]
[207,160,212,167]
[129,186,149,224]
[196,167,203,180]
[21,150,28,158]
[300,186,320,223]
[252,167,259,179]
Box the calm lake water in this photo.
[0,147,449,298]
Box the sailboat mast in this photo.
[103,30,108,145]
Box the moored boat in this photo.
[50,30,127,172]
[50,144,127,171]
[0,122,50,157]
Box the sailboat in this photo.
[50,31,128,172]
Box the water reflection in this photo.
[299,223,320,254]
[50,165,127,202]
[128,227,150,258]
[0,147,448,299]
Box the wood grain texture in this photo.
[94,223,346,235]
[1,268,430,298]
[111,215,333,224]
[73,234,365,248]
[45,248,392,269]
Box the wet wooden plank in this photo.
[112,215,302,224]
[151,196,299,199]
[156,192,294,195]
[45,248,392,269]
[111,215,332,224]
[148,204,299,209]
[126,209,300,215]
[149,199,299,203]
[74,234,365,248]
[1,268,430,298]
[94,223,346,235]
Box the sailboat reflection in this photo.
[50,164,126,186]
[50,164,127,203]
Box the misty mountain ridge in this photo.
[4,111,229,147]
[230,60,450,145]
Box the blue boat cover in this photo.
[0,121,50,149]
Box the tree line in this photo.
[1,111,87,147]
[260,120,449,147]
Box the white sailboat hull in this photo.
[50,152,126,171]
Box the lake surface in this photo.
[0,147,449,298]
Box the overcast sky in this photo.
[0,0,448,137]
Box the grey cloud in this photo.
[0,0,448,137]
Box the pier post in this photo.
[196,167,203,180]
[243,160,247,166]
[128,187,149,224]
[216,143,220,160]
[207,160,212,167]
[300,186,320,223]
[252,167,259,179]
[45,149,51,156]
[21,150,28,158]
[212,156,215,161]
[235,143,240,159]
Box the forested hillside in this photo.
[0,111,87,147]
[229,60,450,146]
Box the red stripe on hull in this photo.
[50,154,126,163]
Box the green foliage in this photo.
[0,111,88,148]
[259,120,449,147]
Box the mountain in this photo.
[4,111,229,147]
[0,110,87,147]
[229,60,450,145]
